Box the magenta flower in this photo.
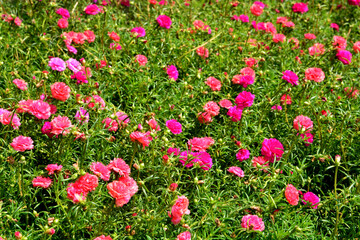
[131,27,146,38]
[282,70,299,86]
[157,15,172,29]
[166,119,182,134]
[336,50,352,65]
[167,65,179,80]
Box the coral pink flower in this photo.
[261,138,284,162]
[30,100,51,119]
[205,77,221,91]
[51,116,72,135]
[196,47,209,59]
[236,149,250,162]
[336,50,352,65]
[240,67,256,79]
[11,136,33,152]
[280,94,292,105]
[305,68,325,82]
[169,183,178,191]
[285,184,299,205]
[197,112,213,124]
[13,79,28,91]
[102,117,119,132]
[227,106,243,122]
[353,41,360,53]
[228,166,244,177]
[232,75,254,88]
[282,70,299,86]
[157,15,172,29]
[73,32,87,44]
[235,91,255,109]
[293,115,313,133]
[308,43,325,56]
[45,164,63,175]
[90,162,111,181]
[273,34,286,43]
[250,3,264,16]
[107,158,130,176]
[67,182,87,203]
[203,101,220,117]
[32,176,52,188]
[304,33,316,40]
[48,57,66,72]
[107,176,138,207]
[17,99,33,113]
[130,131,153,148]
[85,4,101,15]
[135,55,148,66]
[176,231,191,240]
[332,36,347,50]
[147,118,161,131]
[276,17,288,24]
[167,65,179,80]
[241,215,265,231]
[292,2,308,13]
[252,156,269,170]
[51,82,71,102]
[93,235,113,240]
[245,58,258,68]
[84,95,106,109]
[57,18,68,29]
[14,232,22,239]
[56,8,70,18]
[76,173,99,192]
[108,31,120,42]
[166,119,182,134]
[131,27,146,38]
[0,109,21,129]
[169,195,190,225]
[84,30,96,43]
[188,137,214,152]
[219,99,232,109]
[193,20,205,29]
[302,192,320,209]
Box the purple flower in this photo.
[66,58,81,73]
[48,57,66,72]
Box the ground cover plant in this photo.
[0,0,360,239]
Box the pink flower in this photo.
[15,232,22,239]
[108,31,120,42]
[13,79,28,90]
[14,17,22,26]
[219,99,232,109]
[32,176,52,189]
[131,27,146,38]
[232,75,254,88]
[41,122,54,138]
[147,118,161,131]
[169,195,190,225]
[107,158,130,176]
[75,107,89,124]
[188,137,214,152]
[116,111,130,125]
[292,2,308,13]
[135,55,148,66]
[84,30,96,43]
[57,18,68,29]
[282,70,299,86]
[285,184,299,205]
[228,166,244,177]
[227,106,242,122]
[166,119,182,134]
[50,82,71,102]
[45,164,63,175]
[85,4,101,15]
[252,156,269,170]
[261,138,284,162]
[293,115,313,133]
[305,68,325,82]
[241,215,265,231]
[50,116,72,136]
[273,34,286,43]
[130,131,153,148]
[169,183,178,191]
[168,147,180,156]
[84,95,106,109]
[93,235,113,240]
[203,101,220,117]
[205,77,221,91]
[45,228,56,235]
[30,100,51,119]
[308,43,325,56]
[102,117,119,132]
[240,67,256,78]
[304,33,316,40]
[336,50,352,65]
[66,58,82,72]
[11,136,33,152]
[281,94,292,105]
[157,15,172,29]
[90,162,111,181]
[353,41,360,53]
[107,176,138,207]
[300,133,314,146]
[302,192,320,209]
[348,0,360,5]
[250,3,264,16]
[76,173,99,192]
[236,149,250,162]
[333,36,347,50]
[196,47,209,59]
[176,231,191,240]
[330,23,339,31]
[56,8,70,18]
[271,105,282,111]
[235,91,255,109]
[245,58,258,68]
[17,99,33,113]
[48,57,66,72]
[167,65,179,80]
[0,109,21,129]
[197,112,213,124]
